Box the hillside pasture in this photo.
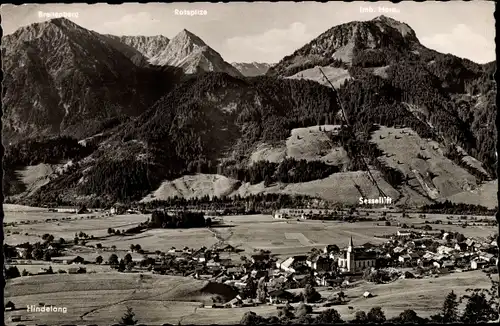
[141,174,240,202]
[140,171,401,206]
[249,125,349,166]
[371,126,479,199]
[286,125,350,166]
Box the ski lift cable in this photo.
[318,67,388,199]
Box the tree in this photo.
[108,228,113,234]
[32,248,43,260]
[296,302,313,318]
[43,251,52,261]
[21,269,29,276]
[96,256,103,264]
[302,284,321,303]
[108,254,119,267]
[243,277,257,299]
[124,253,133,265]
[5,266,21,279]
[456,233,466,243]
[135,244,141,251]
[120,306,138,325]
[353,311,367,323]
[442,290,459,322]
[74,237,79,245]
[461,292,497,323]
[130,244,136,252]
[278,303,295,320]
[367,307,386,323]
[399,309,422,324]
[240,311,262,325]
[256,277,268,303]
[316,308,343,324]
[118,259,126,272]
[96,243,103,249]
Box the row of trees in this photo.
[241,287,499,325]
[149,210,208,229]
[421,200,496,215]
[138,193,324,214]
[221,158,341,185]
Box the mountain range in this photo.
[231,62,274,77]
[2,16,496,209]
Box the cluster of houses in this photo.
[385,229,498,273]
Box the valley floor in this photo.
[4,206,497,325]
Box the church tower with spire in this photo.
[347,236,355,272]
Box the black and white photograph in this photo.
[1,1,498,325]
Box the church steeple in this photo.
[348,236,354,252]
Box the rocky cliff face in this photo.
[105,34,170,59]
[148,29,243,77]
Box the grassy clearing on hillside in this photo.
[141,174,240,202]
[140,169,400,205]
[286,125,350,166]
[371,126,478,199]
[286,66,352,88]
[250,143,287,164]
[371,65,390,79]
[17,163,57,188]
[249,125,349,166]
[445,180,498,209]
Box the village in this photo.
[4,205,498,318]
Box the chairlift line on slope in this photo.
[318,67,388,200]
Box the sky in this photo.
[1,2,496,64]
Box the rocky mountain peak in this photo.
[371,15,418,40]
[148,29,242,77]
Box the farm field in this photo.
[5,211,496,256]
[5,212,148,246]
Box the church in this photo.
[337,237,377,272]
